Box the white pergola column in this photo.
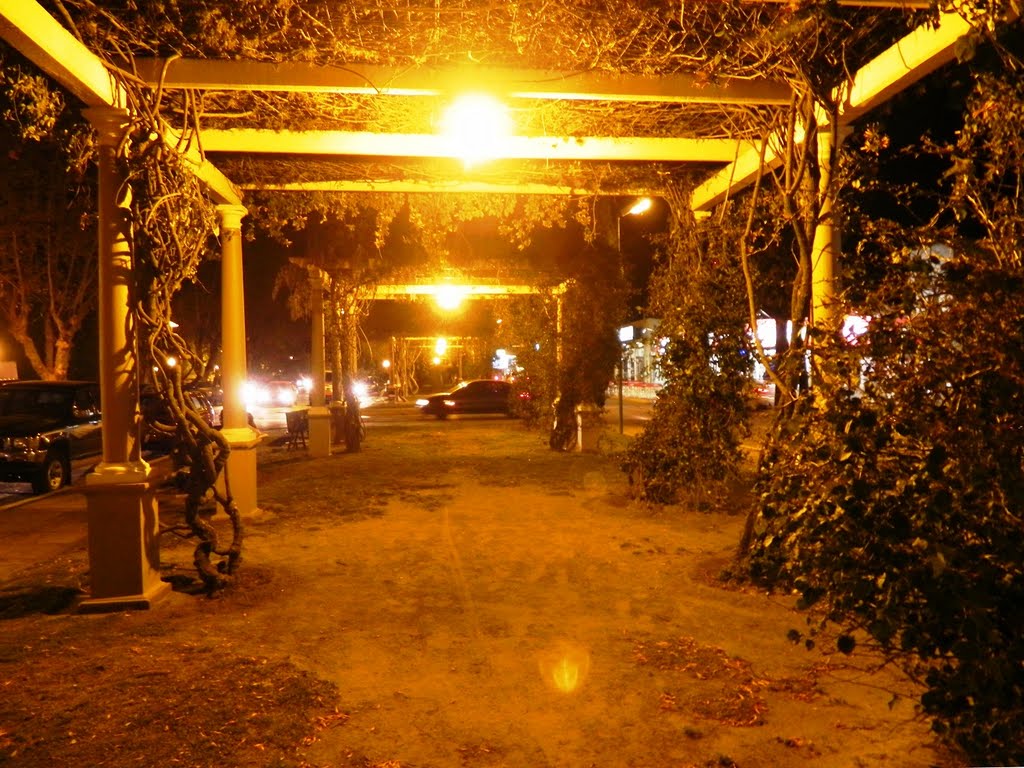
[307,270,331,456]
[810,126,849,332]
[216,204,261,515]
[80,106,168,612]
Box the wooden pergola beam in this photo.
[0,1,242,205]
[689,5,1004,211]
[371,284,540,297]
[203,129,742,162]
[0,0,118,106]
[239,180,651,196]
[131,59,793,105]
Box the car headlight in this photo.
[415,398,429,407]
[443,399,456,407]
[4,436,40,453]
[242,381,270,408]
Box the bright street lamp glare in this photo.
[626,198,652,216]
[435,284,466,310]
[441,93,511,168]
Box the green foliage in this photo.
[947,72,1024,269]
[621,212,753,503]
[497,223,627,450]
[548,258,626,451]
[749,256,1024,762]
[0,64,64,142]
[499,294,558,427]
[745,50,1024,761]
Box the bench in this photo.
[285,408,309,450]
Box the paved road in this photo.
[366,397,654,434]
[0,455,100,506]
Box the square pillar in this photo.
[308,406,332,457]
[217,427,261,516]
[80,476,169,613]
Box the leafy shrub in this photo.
[621,211,754,503]
[748,257,1024,763]
[622,333,750,504]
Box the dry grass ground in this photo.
[0,409,961,767]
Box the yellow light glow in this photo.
[626,197,652,216]
[381,359,391,369]
[434,337,448,356]
[435,285,466,311]
[440,93,511,168]
[538,641,591,694]
[432,356,442,366]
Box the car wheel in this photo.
[32,452,68,494]
[435,411,449,420]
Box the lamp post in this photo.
[618,325,635,434]
[616,198,652,434]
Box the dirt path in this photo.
[0,413,956,767]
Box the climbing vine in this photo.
[112,82,241,592]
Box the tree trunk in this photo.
[341,306,361,453]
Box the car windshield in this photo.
[0,388,74,418]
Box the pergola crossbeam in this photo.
[0,0,118,106]
[0,1,242,205]
[240,180,648,196]
[131,59,793,106]
[204,129,742,162]
[370,284,540,297]
[690,6,992,211]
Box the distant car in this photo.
[0,380,102,493]
[140,387,218,447]
[321,373,379,407]
[247,380,299,430]
[416,379,519,419]
[195,384,224,427]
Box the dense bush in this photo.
[747,256,1024,762]
[622,334,751,504]
[621,213,754,504]
[501,232,628,450]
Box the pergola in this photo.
[0,0,1007,608]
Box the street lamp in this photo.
[618,325,634,434]
[616,198,652,434]
[617,197,652,254]
[434,284,466,310]
[440,93,511,168]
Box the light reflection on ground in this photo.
[538,640,591,693]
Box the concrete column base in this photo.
[575,404,603,453]
[80,471,169,613]
[308,406,332,457]
[218,426,262,517]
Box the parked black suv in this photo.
[0,380,102,494]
